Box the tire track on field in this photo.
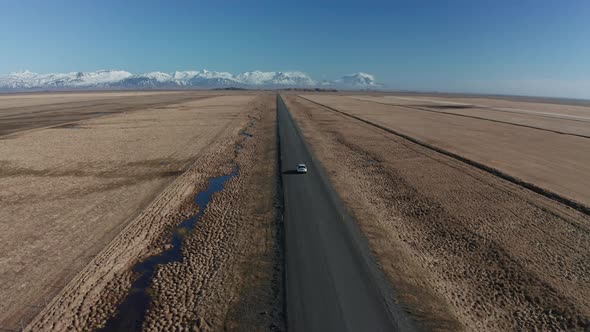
[346,97,590,139]
[0,95,216,138]
[298,95,590,217]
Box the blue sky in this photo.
[1,0,589,97]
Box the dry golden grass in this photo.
[0,94,255,330]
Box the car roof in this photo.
[297,164,306,167]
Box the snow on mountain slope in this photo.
[140,72,173,82]
[236,71,316,86]
[117,72,178,88]
[183,70,240,86]
[236,71,276,85]
[331,72,380,88]
[0,70,133,89]
[271,71,316,86]
[0,70,381,90]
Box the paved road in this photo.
[277,95,415,331]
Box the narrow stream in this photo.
[99,162,240,331]
[240,130,253,137]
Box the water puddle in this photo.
[98,119,253,331]
[240,130,253,137]
[99,166,238,331]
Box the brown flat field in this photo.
[0,91,183,110]
[284,94,590,330]
[0,91,224,136]
[0,92,282,331]
[348,94,590,136]
[300,94,590,207]
[2,90,589,331]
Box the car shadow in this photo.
[282,170,302,175]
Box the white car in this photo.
[296,164,308,173]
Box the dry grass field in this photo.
[300,94,590,207]
[349,94,590,136]
[0,91,216,136]
[0,92,282,331]
[0,91,184,110]
[1,90,588,331]
[284,94,590,330]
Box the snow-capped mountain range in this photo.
[332,72,378,87]
[0,70,382,90]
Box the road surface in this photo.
[277,95,415,331]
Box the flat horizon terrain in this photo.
[0,91,225,136]
[0,91,282,331]
[300,93,590,208]
[0,91,588,331]
[284,93,589,330]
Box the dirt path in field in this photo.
[23,94,283,331]
[284,95,590,331]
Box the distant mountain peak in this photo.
[329,72,380,88]
[0,69,382,90]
